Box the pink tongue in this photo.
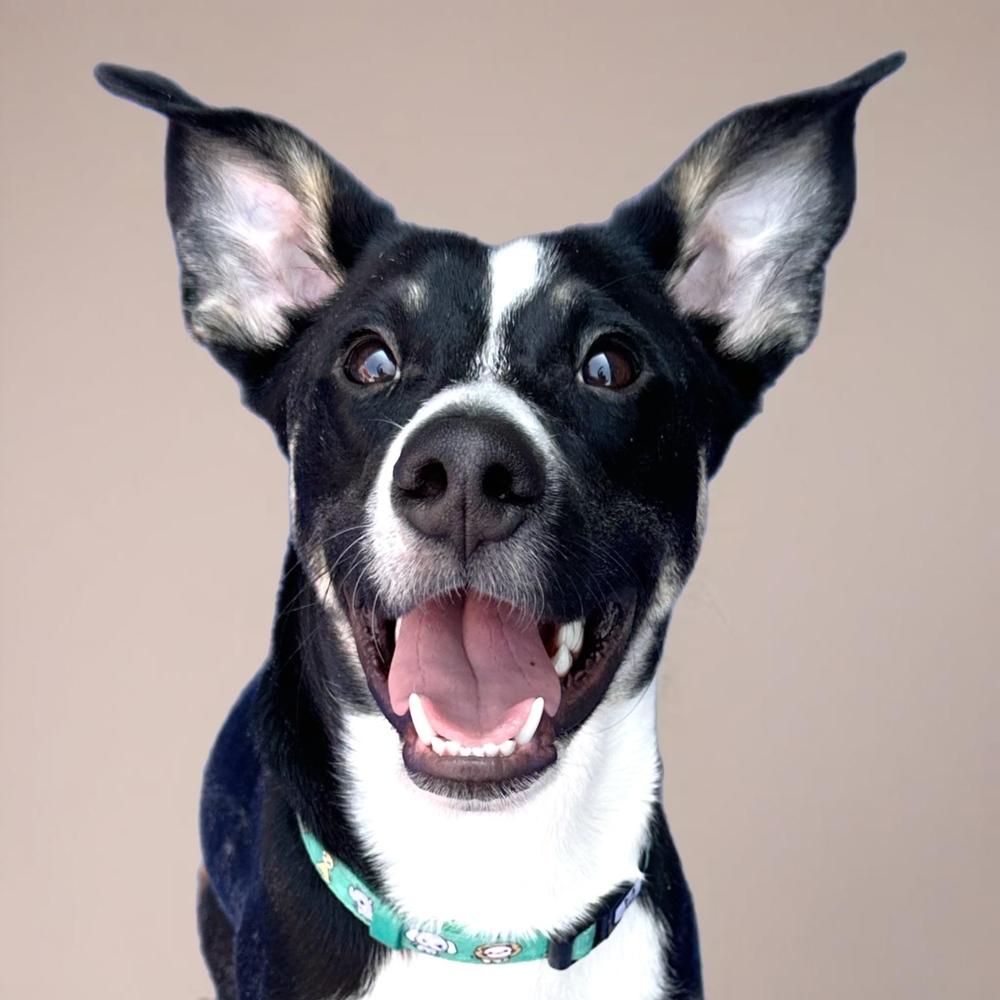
[387,591,561,745]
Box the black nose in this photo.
[392,414,546,559]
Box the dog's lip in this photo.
[346,591,636,787]
[400,713,558,785]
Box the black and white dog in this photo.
[97,53,903,999]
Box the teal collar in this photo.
[297,818,646,970]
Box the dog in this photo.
[96,53,903,999]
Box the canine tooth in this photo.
[444,740,461,756]
[459,746,474,757]
[430,736,445,755]
[471,745,486,757]
[515,697,545,746]
[499,739,516,757]
[408,693,435,745]
[483,743,499,757]
[552,645,573,678]
[394,619,401,642]
[559,620,584,656]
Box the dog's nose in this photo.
[392,414,545,559]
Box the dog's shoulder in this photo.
[200,672,264,925]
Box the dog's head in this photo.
[97,56,902,797]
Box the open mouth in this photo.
[347,589,636,791]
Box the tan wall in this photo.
[1,1,996,997]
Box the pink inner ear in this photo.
[674,173,799,320]
[672,236,730,317]
[226,166,340,310]
[670,158,822,356]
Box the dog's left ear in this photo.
[610,53,904,402]
[95,64,396,404]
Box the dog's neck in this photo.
[340,678,662,936]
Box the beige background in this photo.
[1,1,996,997]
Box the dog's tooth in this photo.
[499,739,516,757]
[444,740,461,756]
[483,742,499,757]
[515,697,545,746]
[471,745,486,757]
[408,693,435,745]
[394,619,401,643]
[430,736,446,755]
[552,645,573,678]
[459,746,474,757]
[559,620,585,657]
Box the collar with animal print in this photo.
[298,818,646,969]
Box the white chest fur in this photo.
[340,681,669,998]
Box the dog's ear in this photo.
[95,65,396,369]
[609,53,904,402]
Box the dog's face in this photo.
[283,225,727,789]
[97,56,902,797]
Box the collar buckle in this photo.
[546,874,645,970]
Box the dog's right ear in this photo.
[95,65,396,379]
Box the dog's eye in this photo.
[346,337,399,385]
[581,342,637,389]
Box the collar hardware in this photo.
[546,874,645,970]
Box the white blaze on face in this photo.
[351,237,567,611]
[476,238,552,378]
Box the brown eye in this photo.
[346,337,399,385]
[582,343,637,389]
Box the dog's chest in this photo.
[340,687,668,997]
[362,902,666,999]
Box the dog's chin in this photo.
[347,591,636,799]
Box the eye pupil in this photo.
[347,337,398,385]
[583,344,636,389]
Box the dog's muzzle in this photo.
[346,409,637,793]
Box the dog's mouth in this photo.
[347,589,636,791]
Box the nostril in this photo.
[405,460,448,501]
[480,464,522,506]
[482,463,541,507]
[482,463,514,504]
